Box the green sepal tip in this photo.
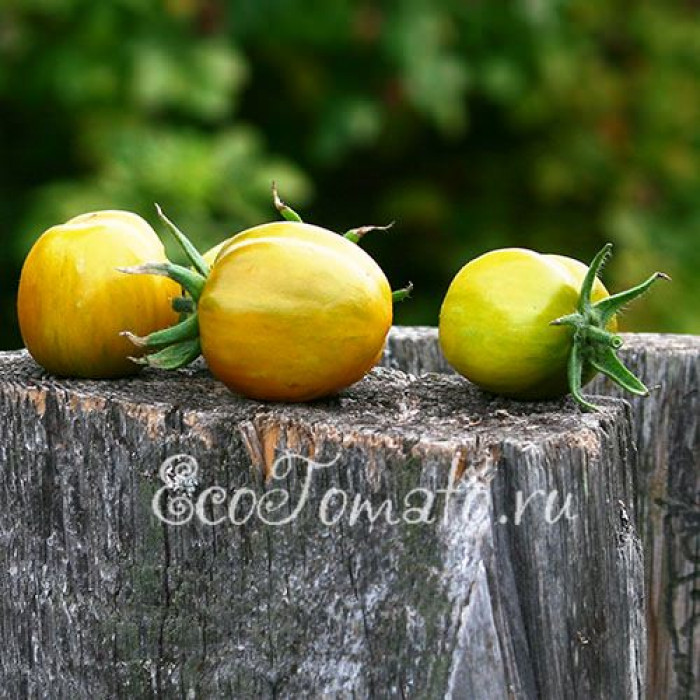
[155,203,210,277]
[589,345,649,397]
[593,272,671,326]
[129,337,201,371]
[344,221,394,245]
[272,181,303,223]
[392,282,413,303]
[118,262,206,301]
[121,312,199,349]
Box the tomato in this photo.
[439,245,668,410]
[18,210,179,378]
[125,204,398,402]
[202,239,227,267]
[200,222,392,400]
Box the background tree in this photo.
[1,0,697,349]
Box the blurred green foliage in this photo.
[1,0,698,349]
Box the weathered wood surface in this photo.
[384,327,700,700]
[0,348,645,699]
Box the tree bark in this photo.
[0,347,645,699]
[384,327,700,700]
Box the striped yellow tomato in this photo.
[18,210,178,378]
[199,221,393,401]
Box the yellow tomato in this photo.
[202,239,227,267]
[439,248,616,399]
[18,210,179,378]
[198,221,393,401]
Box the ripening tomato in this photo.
[439,246,667,410]
[125,211,396,401]
[202,239,227,267]
[18,210,179,378]
[198,222,393,400]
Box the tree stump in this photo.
[0,346,645,698]
[385,327,700,700]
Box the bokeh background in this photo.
[1,0,698,350]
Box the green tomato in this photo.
[439,245,668,411]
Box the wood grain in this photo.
[384,327,700,700]
[0,347,644,699]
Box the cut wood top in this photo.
[0,339,647,699]
[0,347,624,455]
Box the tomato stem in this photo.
[172,296,195,314]
[585,326,623,348]
[561,243,669,412]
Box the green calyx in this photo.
[119,204,209,371]
[550,243,670,411]
[118,262,205,371]
[120,186,411,370]
[272,182,411,301]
